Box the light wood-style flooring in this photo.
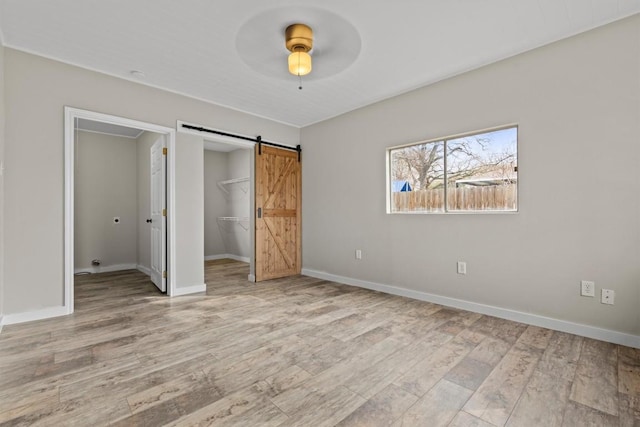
[0,259,638,426]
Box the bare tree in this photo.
[392,142,444,189]
[391,136,516,190]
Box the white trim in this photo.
[65,107,177,313]
[167,130,177,297]
[74,263,138,274]
[64,110,75,315]
[227,254,250,263]
[137,265,152,277]
[204,254,230,261]
[2,306,69,326]
[205,254,250,263]
[301,268,640,349]
[75,264,151,276]
[248,274,256,283]
[172,284,207,296]
[75,128,142,139]
[388,123,518,151]
[0,316,3,331]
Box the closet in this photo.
[204,146,251,262]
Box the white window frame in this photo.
[386,124,519,214]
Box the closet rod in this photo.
[181,124,301,161]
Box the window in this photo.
[388,126,517,213]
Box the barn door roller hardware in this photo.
[181,124,301,161]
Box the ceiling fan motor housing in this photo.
[285,24,313,53]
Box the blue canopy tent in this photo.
[392,180,412,192]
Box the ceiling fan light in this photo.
[288,51,312,76]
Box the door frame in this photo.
[64,107,177,315]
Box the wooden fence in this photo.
[392,184,517,212]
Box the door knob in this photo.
[146,219,152,223]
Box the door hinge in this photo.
[162,147,167,155]
[162,271,167,279]
[162,208,167,217]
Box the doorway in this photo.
[64,107,176,315]
[204,143,252,266]
[178,121,302,285]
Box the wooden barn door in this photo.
[255,145,301,281]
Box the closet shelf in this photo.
[217,177,249,194]
[217,216,249,231]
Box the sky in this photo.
[448,126,517,158]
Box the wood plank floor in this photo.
[0,259,638,426]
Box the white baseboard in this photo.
[0,316,3,332]
[205,254,250,263]
[2,305,70,326]
[204,254,229,261]
[137,264,152,277]
[74,263,138,275]
[227,254,250,263]
[301,268,640,349]
[172,283,206,296]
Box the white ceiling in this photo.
[1,1,639,128]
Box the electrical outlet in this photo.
[580,280,595,297]
[457,261,467,275]
[355,249,362,260]
[601,289,615,305]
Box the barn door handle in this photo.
[257,208,262,218]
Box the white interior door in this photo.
[150,137,167,292]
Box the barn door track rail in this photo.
[180,124,301,161]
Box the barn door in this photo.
[255,145,301,281]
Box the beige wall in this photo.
[2,48,299,314]
[136,131,162,272]
[74,131,137,270]
[301,16,640,337]
[0,44,5,318]
[204,150,228,257]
